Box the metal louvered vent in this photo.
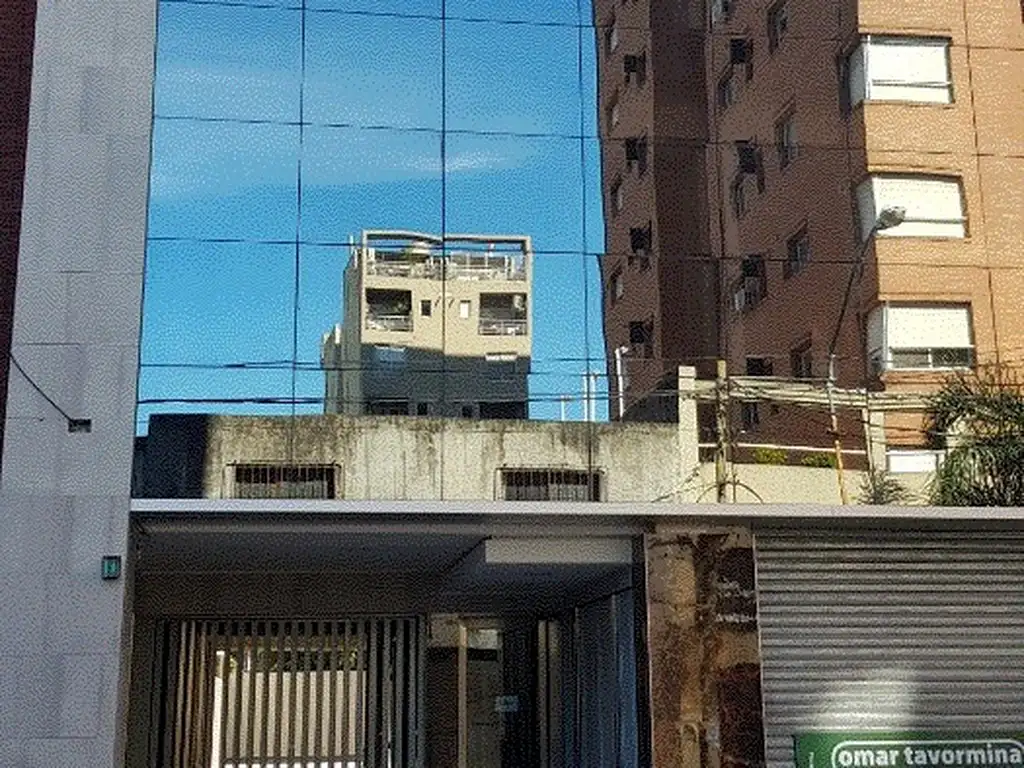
[232,464,340,499]
[158,618,424,768]
[499,468,603,501]
[754,529,1024,768]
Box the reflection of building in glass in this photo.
[594,0,1024,462]
[321,231,533,419]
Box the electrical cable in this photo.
[155,0,1024,54]
[8,353,77,425]
[150,112,1024,161]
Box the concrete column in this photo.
[677,366,700,500]
[864,408,887,473]
[645,528,763,768]
[0,0,157,766]
[645,531,703,768]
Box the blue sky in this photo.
[138,0,608,429]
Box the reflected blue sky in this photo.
[140,0,607,429]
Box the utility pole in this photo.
[825,354,849,505]
[715,359,730,503]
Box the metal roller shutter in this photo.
[754,528,1024,768]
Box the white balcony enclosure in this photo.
[867,303,974,373]
[847,36,952,105]
[857,175,966,239]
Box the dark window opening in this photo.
[233,464,339,499]
[368,400,410,415]
[478,293,527,336]
[479,401,527,420]
[460,404,474,418]
[768,0,789,52]
[629,221,653,257]
[745,357,773,376]
[629,319,654,357]
[416,402,429,416]
[420,299,432,316]
[736,141,758,174]
[624,51,647,85]
[624,136,648,176]
[500,468,602,501]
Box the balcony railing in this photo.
[365,250,526,282]
[478,318,528,336]
[365,314,413,332]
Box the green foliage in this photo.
[800,452,836,468]
[858,468,914,505]
[752,446,787,465]
[927,366,1024,506]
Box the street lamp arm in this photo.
[827,229,875,360]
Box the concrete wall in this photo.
[136,411,932,504]
[0,0,156,766]
[696,463,933,505]
[137,413,686,502]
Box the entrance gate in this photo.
[154,618,425,768]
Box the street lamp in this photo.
[826,206,906,504]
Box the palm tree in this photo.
[927,365,1024,506]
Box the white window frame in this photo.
[856,174,966,240]
[867,303,974,373]
[848,35,953,106]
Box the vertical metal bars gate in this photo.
[157,617,425,768]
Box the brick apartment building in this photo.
[595,0,719,423]
[596,0,1024,460]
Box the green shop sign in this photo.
[795,734,1024,768]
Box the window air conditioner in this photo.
[733,288,748,312]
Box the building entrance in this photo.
[146,596,640,768]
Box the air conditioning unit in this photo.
[711,0,733,25]
[733,288,748,312]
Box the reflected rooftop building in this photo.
[322,230,533,419]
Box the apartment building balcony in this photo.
[478,293,528,336]
[365,249,526,282]
[365,288,413,332]
[479,318,528,336]
[366,314,413,332]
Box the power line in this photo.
[142,234,1024,273]
[151,112,1024,161]
[155,0,1024,54]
